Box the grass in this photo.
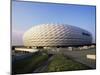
[12,53,49,74]
[12,53,91,74]
[47,54,90,72]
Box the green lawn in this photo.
[12,53,49,74]
[47,54,90,72]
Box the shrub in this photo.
[13,53,49,74]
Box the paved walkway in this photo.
[33,55,54,73]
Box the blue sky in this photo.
[12,1,96,45]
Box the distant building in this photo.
[23,24,92,48]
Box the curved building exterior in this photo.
[23,24,92,47]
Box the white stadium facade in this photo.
[23,24,92,48]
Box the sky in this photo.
[12,0,96,45]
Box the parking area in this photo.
[62,48,96,68]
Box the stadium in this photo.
[13,24,96,74]
[23,24,92,48]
